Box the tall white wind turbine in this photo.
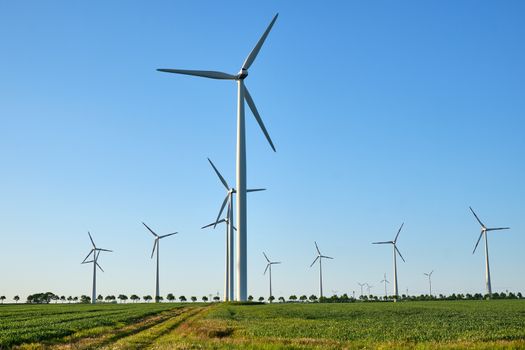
[469,207,510,297]
[142,222,177,302]
[157,14,279,301]
[81,232,112,304]
[263,252,281,302]
[424,270,434,296]
[380,273,390,299]
[202,158,265,301]
[372,223,406,301]
[309,242,334,299]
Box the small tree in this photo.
[179,295,187,302]
[0,296,6,303]
[309,294,317,302]
[80,295,91,303]
[130,295,140,303]
[167,293,175,302]
[118,294,128,303]
[67,296,73,303]
[258,296,264,302]
[105,295,112,302]
[14,295,20,303]
[191,296,197,302]
[300,295,308,302]
[289,295,297,302]
[248,295,254,301]
[73,296,79,303]
[97,294,104,302]
[202,296,209,302]
[60,296,66,303]
[278,296,285,303]
[268,296,275,303]
[213,296,220,302]
[144,295,152,302]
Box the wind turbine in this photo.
[357,282,366,298]
[81,232,112,304]
[469,207,510,297]
[309,242,334,299]
[142,222,177,302]
[158,14,279,301]
[263,252,281,302]
[372,223,406,301]
[365,283,374,296]
[424,270,434,296]
[202,158,265,301]
[380,273,390,299]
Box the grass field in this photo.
[1,300,525,349]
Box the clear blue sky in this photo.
[1,1,524,300]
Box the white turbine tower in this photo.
[373,223,406,301]
[263,252,281,302]
[157,14,279,301]
[424,270,434,296]
[469,206,510,297]
[202,158,265,301]
[81,232,112,304]
[142,222,177,302]
[309,242,334,299]
[380,273,390,299]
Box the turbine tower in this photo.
[263,252,281,302]
[202,158,265,301]
[309,242,334,299]
[142,222,177,302]
[81,232,112,304]
[372,223,406,301]
[424,270,434,296]
[470,207,510,297]
[157,14,279,301]
[380,273,390,299]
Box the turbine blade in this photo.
[424,273,429,276]
[264,264,270,275]
[150,240,158,259]
[486,227,510,231]
[97,248,112,252]
[142,222,159,237]
[82,250,94,263]
[321,255,334,260]
[272,262,282,265]
[207,158,229,190]
[157,69,236,80]
[96,262,104,272]
[314,241,321,255]
[263,252,270,263]
[469,207,485,227]
[244,86,276,152]
[214,195,229,228]
[242,13,279,70]
[88,232,96,248]
[394,223,404,243]
[201,219,226,229]
[310,256,319,267]
[160,232,177,239]
[472,232,483,254]
[395,246,406,262]
[247,188,266,192]
[372,241,392,245]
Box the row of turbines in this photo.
[82,205,509,304]
[82,14,511,303]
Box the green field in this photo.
[1,300,525,349]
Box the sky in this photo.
[1,1,524,301]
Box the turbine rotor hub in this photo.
[237,68,248,79]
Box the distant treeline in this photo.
[1,291,522,304]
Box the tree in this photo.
[268,296,275,303]
[118,294,128,303]
[105,295,112,302]
[258,296,264,302]
[278,296,285,303]
[167,293,175,302]
[309,295,318,302]
[179,295,187,302]
[289,295,297,302]
[80,295,91,303]
[144,295,153,302]
[130,295,140,303]
[213,296,220,302]
[97,295,104,302]
[0,296,6,303]
[60,296,66,303]
[191,296,197,302]
[157,296,164,302]
[52,295,59,303]
[248,295,254,301]
[14,295,20,303]
[202,296,208,302]
[73,296,79,303]
[300,295,308,302]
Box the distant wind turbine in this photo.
[365,283,373,296]
[469,207,510,297]
[309,242,334,298]
[81,232,112,304]
[158,14,279,301]
[142,222,177,302]
[263,252,281,302]
[380,273,390,299]
[423,270,434,296]
[203,158,265,301]
[357,282,366,298]
[373,223,406,301]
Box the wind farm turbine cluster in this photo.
[72,13,514,304]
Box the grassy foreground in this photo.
[1,300,525,349]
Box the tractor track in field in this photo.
[16,305,209,350]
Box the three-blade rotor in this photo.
[142,222,177,259]
[372,223,406,262]
[470,207,510,254]
[310,241,334,267]
[81,232,112,272]
[263,252,281,274]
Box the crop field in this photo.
[1,300,525,349]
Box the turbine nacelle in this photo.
[237,68,248,79]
